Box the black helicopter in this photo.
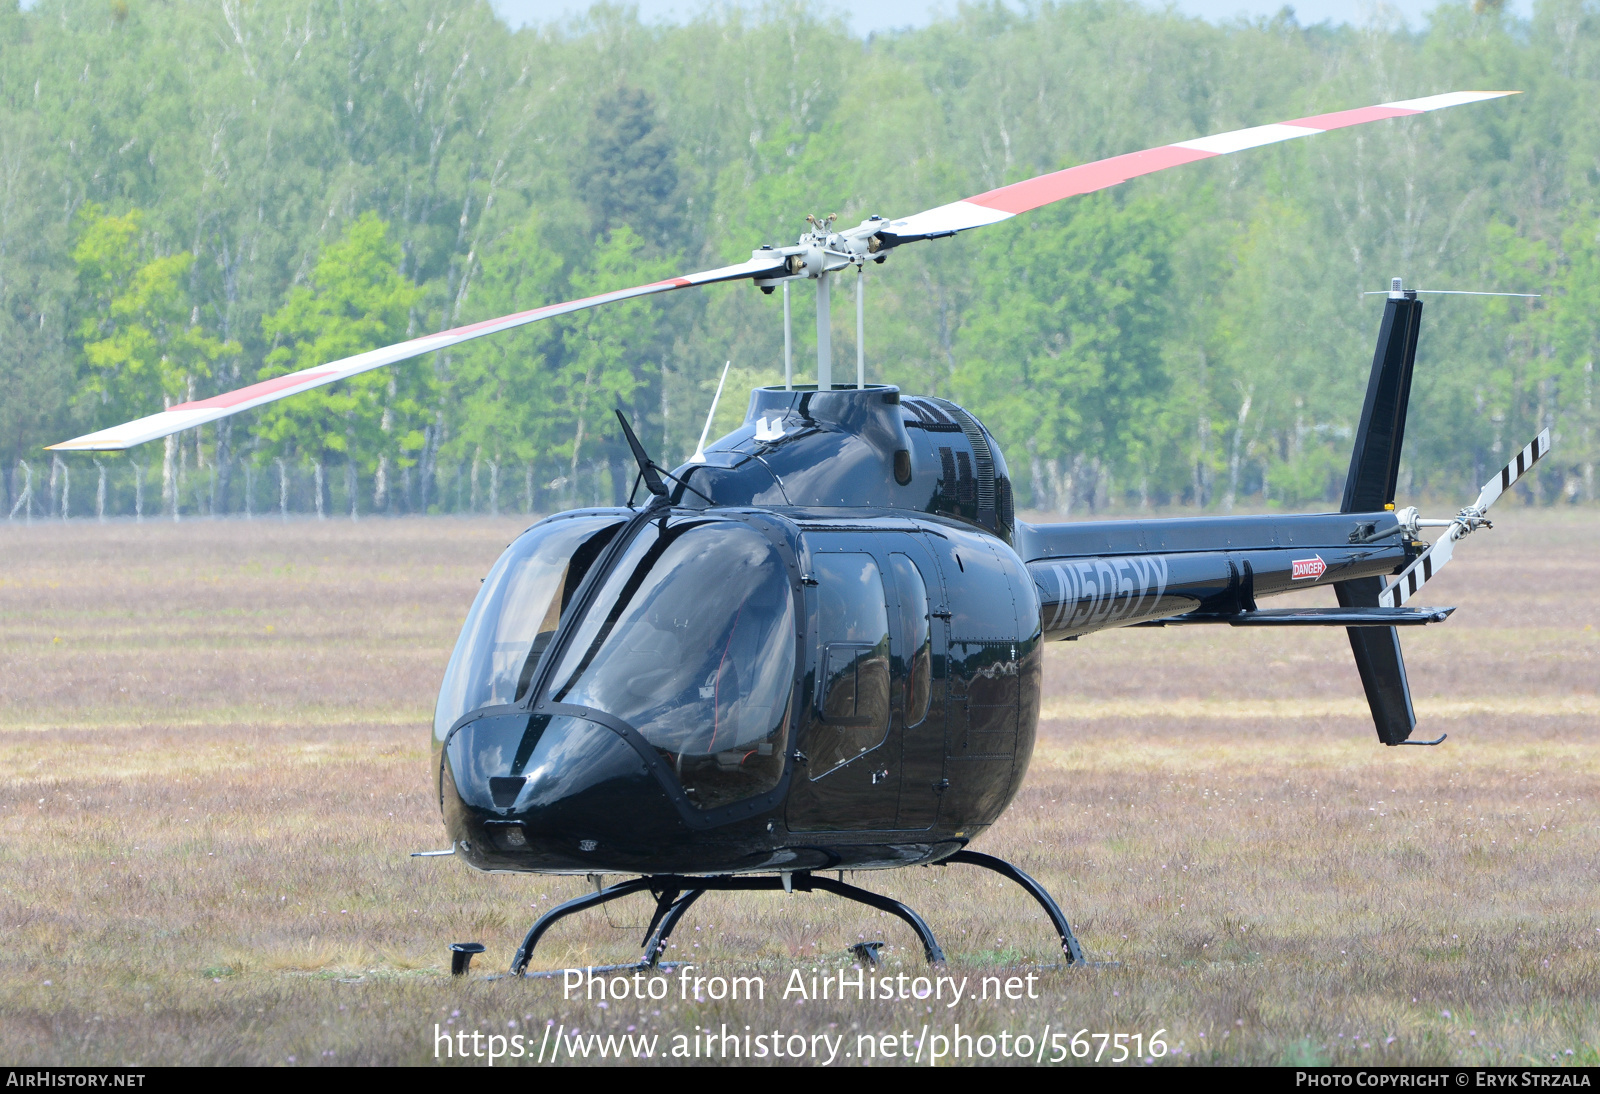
[51,90,1547,976]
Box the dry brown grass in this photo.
[1,511,1597,1066]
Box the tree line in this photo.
[1,0,1597,521]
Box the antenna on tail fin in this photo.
[1343,277,1422,513]
[1338,277,1425,746]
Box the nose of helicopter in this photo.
[441,711,685,870]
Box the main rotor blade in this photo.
[1378,428,1550,609]
[881,91,1518,243]
[48,91,1517,453]
[48,254,787,452]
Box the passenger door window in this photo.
[889,553,931,728]
[807,553,890,776]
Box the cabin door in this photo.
[920,528,1024,829]
[785,536,899,832]
[877,532,944,829]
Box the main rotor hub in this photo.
[753,214,890,289]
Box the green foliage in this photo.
[4,0,1600,515]
[585,86,682,246]
[1549,214,1600,493]
[555,227,679,503]
[447,214,566,477]
[255,214,426,473]
[72,207,239,421]
[954,194,1177,507]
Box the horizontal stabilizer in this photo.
[1134,606,1455,628]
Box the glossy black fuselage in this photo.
[435,385,1414,876]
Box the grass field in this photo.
[1,511,1596,1067]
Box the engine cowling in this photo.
[671,384,1015,544]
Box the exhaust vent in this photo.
[956,451,976,506]
[902,397,963,432]
[931,398,998,531]
[995,476,1014,536]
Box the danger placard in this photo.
[1291,556,1327,580]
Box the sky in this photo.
[490,0,1534,36]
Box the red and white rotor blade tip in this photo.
[47,255,786,452]
[1379,428,1550,609]
[885,91,1518,241]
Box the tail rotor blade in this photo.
[1379,428,1551,608]
[1379,526,1460,609]
[1472,428,1551,514]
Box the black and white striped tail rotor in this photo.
[1379,524,1463,608]
[1379,428,1551,609]
[1471,427,1553,515]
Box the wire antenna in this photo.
[1362,289,1540,297]
[690,361,732,465]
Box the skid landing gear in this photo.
[511,871,943,976]
[508,852,1083,977]
[940,850,1085,964]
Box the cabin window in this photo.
[549,519,796,810]
[433,515,623,740]
[889,553,931,728]
[806,553,890,777]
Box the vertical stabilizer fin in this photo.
[1339,282,1423,744]
[1342,283,1423,513]
[1336,576,1418,745]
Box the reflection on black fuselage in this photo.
[433,386,1411,875]
[437,505,1038,875]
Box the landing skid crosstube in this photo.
[505,850,1083,977]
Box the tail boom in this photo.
[1020,510,1413,642]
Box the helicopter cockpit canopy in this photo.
[435,512,796,812]
[433,513,626,742]
[548,516,795,809]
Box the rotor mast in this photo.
[782,282,793,391]
[816,270,832,390]
[757,212,888,391]
[856,266,865,390]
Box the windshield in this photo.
[549,517,796,809]
[433,514,623,740]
